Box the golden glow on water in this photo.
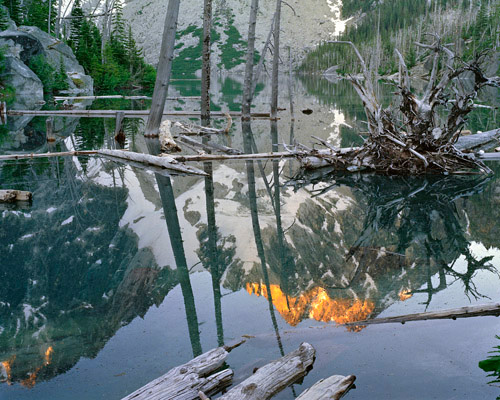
[44,346,54,365]
[399,288,413,301]
[246,283,375,330]
[1,356,15,385]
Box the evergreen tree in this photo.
[68,0,84,50]
[0,2,11,30]
[24,0,56,33]
[3,0,23,26]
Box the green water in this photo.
[0,77,500,399]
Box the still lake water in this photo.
[1,77,500,399]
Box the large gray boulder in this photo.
[19,26,93,94]
[0,30,44,64]
[0,54,44,109]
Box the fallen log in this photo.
[0,190,32,203]
[296,375,356,400]
[121,342,242,400]
[218,342,316,400]
[7,109,273,119]
[53,95,200,101]
[455,128,500,152]
[344,303,500,327]
[98,149,207,176]
[176,135,242,155]
[0,150,98,161]
[172,151,297,162]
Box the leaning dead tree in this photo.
[304,37,500,174]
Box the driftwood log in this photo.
[218,342,316,400]
[344,303,500,327]
[121,342,242,400]
[296,375,356,400]
[98,149,207,176]
[0,190,32,203]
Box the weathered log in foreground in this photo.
[344,303,500,327]
[316,39,500,175]
[296,375,356,400]
[0,190,32,203]
[98,149,208,176]
[122,342,355,400]
[217,342,316,400]
[121,344,238,400]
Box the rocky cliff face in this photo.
[0,18,93,109]
[124,0,343,73]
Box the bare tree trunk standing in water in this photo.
[270,0,281,119]
[145,0,181,136]
[201,0,213,126]
[242,0,259,120]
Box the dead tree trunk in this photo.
[311,38,500,174]
[270,0,282,119]
[242,0,260,119]
[55,0,63,38]
[201,0,213,125]
[145,0,181,136]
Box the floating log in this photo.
[7,109,273,119]
[121,343,240,400]
[296,375,356,400]
[218,342,316,400]
[172,151,297,162]
[176,135,242,155]
[0,150,98,161]
[53,95,201,101]
[344,303,500,327]
[98,149,207,176]
[0,190,32,203]
[455,129,500,151]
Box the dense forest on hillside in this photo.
[301,0,500,76]
[0,0,156,95]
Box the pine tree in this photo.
[68,0,84,50]
[0,1,11,30]
[3,0,23,26]
[24,0,56,33]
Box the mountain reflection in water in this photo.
[1,77,499,398]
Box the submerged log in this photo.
[218,342,316,400]
[98,149,207,176]
[296,375,356,400]
[344,303,500,327]
[0,190,32,202]
[121,345,237,400]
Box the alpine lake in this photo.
[1,76,500,399]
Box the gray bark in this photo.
[270,0,282,119]
[145,0,181,135]
[201,0,213,124]
[296,375,356,400]
[242,0,260,119]
[218,342,316,400]
[98,149,207,175]
[121,346,233,400]
[344,303,500,327]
